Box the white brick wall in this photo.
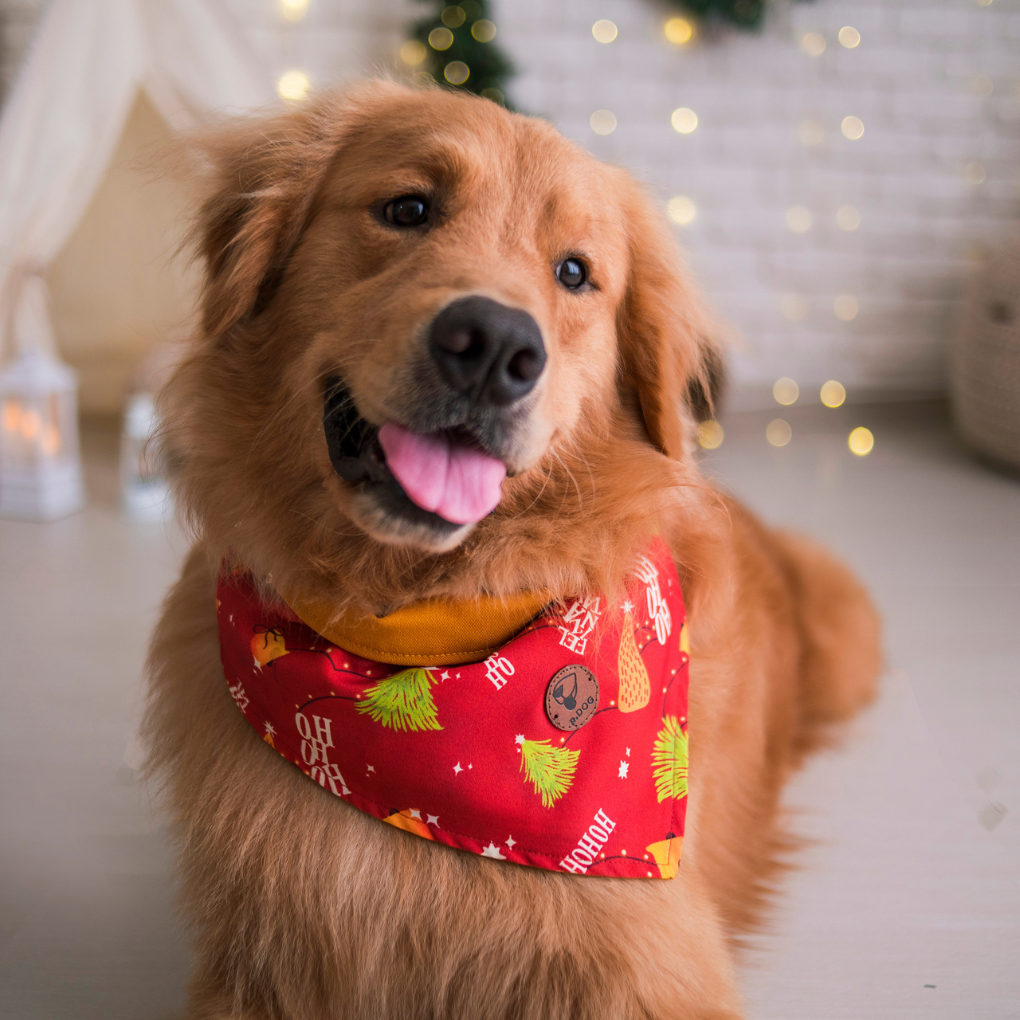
[496,0,1020,404]
[3,0,1017,404]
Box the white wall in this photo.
[498,0,1020,405]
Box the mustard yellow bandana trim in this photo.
[287,589,551,666]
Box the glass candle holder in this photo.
[0,350,84,520]
[120,391,170,521]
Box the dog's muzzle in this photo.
[322,298,546,534]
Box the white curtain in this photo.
[0,0,275,359]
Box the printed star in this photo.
[618,761,630,779]
[228,614,234,623]
[505,835,516,849]
[453,762,463,774]
[409,809,422,819]
[515,734,526,744]
[264,722,277,736]
[481,842,506,860]
[456,672,462,679]
[468,764,473,769]
[625,747,631,756]
[366,764,375,773]
[439,670,450,681]
[621,600,633,613]
[427,814,440,827]
[252,658,262,671]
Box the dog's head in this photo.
[167,82,721,601]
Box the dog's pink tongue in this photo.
[378,422,507,525]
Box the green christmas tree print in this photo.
[519,739,578,808]
[652,716,689,803]
[356,668,442,732]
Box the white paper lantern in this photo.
[0,348,85,520]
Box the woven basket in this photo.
[951,238,1020,472]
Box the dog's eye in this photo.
[384,195,430,228]
[556,258,587,290]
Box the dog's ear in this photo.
[615,180,725,457]
[191,102,346,338]
[683,335,726,426]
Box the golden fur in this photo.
[144,81,882,1019]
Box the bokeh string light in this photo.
[841,115,865,140]
[670,107,698,134]
[836,205,861,231]
[277,70,310,101]
[592,20,618,43]
[590,110,617,136]
[838,26,861,48]
[801,32,826,56]
[697,420,724,450]
[820,381,847,408]
[471,19,497,42]
[667,196,697,225]
[442,4,466,27]
[773,378,799,405]
[766,419,793,447]
[664,17,693,45]
[400,40,427,65]
[834,294,859,321]
[279,0,309,22]
[429,26,454,50]
[848,427,874,456]
[786,206,812,233]
[964,162,986,184]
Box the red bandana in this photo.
[216,540,689,879]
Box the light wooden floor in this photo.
[1,402,1017,1019]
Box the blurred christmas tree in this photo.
[666,0,810,32]
[406,1,514,106]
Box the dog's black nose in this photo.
[429,296,546,407]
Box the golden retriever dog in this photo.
[144,81,881,1019]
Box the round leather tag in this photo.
[545,665,600,731]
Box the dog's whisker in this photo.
[547,445,586,513]
[509,462,555,519]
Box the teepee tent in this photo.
[0,0,274,517]
[0,0,275,359]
